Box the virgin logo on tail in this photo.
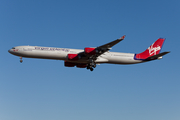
[148,43,161,55]
[135,38,165,60]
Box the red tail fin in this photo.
[135,38,165,60]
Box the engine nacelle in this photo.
[68,54,79,61]
[76,63,87,68]
[64,61,76,67]
[84,47,96,55]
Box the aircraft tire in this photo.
[93,64,96,68]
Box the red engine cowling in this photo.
[64,61,76,67]
[76,63,87,68]
[68,54,79,60]
[84,47,96,55]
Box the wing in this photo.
[79,35,126,60]
[97,35,125,50]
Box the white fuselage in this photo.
[8,46,143,64]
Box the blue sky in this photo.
[0,0,180,120]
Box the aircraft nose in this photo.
[8,49,13,54]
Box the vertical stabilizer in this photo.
[134,38,165,60]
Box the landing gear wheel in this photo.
[92,64,96,68]
[87,64,93,69]
[90,68,94,71]
[86,66,90,69]
[20,57,23,63]
[87,58,96,71]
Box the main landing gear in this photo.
[20,57,23,63]
[86,59,96,71]
[87,64,96,71]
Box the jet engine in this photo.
[68,54,79,60]
[84,47,96,55]
[76,63,87,68]
[64,61,76,67]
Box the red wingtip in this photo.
[121,35,126,39]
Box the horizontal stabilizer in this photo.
[145,51,170,60]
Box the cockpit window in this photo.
[12,47,15,49]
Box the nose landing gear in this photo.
[20,57,23,63]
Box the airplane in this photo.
[8,35,170,71]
